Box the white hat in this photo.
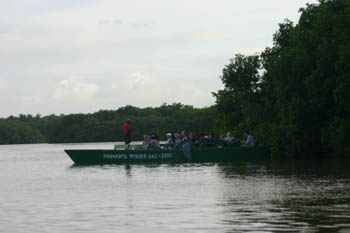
[166,133,172,136]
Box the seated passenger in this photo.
[181,130,189,142]
[188,132,197,144]
[224,132,235,143]
[206,133,219,147]
[174,133,182,148]
[243,131,255,147]
[143,135,150,144]
[197,133,218,148]
[222,132,241,147]
[193,133,205,147]
[165,133,174,148]
[150,135,161,149]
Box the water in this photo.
[1,143,350,233]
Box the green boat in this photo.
[64,144,269,165]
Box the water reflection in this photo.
[216,159,350,232]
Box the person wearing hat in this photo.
[165,133,174,148]
[124,119,131,145]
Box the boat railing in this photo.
[114,144,151,150]
[113,144,175,150]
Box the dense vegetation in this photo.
[0,104,216,144]
[213,0,350,157]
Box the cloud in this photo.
[0,77,8,89]
[130,21,153,29]
[53,79,99,102]
[128,72,152,90]
[98,18,123,26]
[0,0,319,117]
[22,95,42,104]
[97,17,153,30]
[109,71,216,108]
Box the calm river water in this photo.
[1,143,350,233]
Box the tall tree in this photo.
[215,0,350,157]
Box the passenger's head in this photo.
[174,133,181,139]
[181,130,186,137]
[244,130,249,136]
[166,133,172,139]
[143,135,148,141]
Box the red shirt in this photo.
[124,122,131,133]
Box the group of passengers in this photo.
[150,130,255,149]
[143,134,161,149]
[164,131,189,149]
[125,119,255,148]
[219,131,255,147]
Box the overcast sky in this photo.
[0,0,318,117]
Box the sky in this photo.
[0,0,318,117]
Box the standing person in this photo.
[244,130,255,147]
[124,119,131,145]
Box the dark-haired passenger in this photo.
[188,132,197,144]
[244,131,255,147]
[150,135,161,149]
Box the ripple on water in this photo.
[1,144,350,233]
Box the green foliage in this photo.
[0,104,216,144]
[0,119,45,144]
[214,0,350,157]
[322,117,350,156]
[213,54,263,138]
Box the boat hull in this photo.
[65,146,269,165]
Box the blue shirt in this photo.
[165,138,172,145]
[246,135,255,146]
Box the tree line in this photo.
[213,0,350,157]
[0,104,217,144]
